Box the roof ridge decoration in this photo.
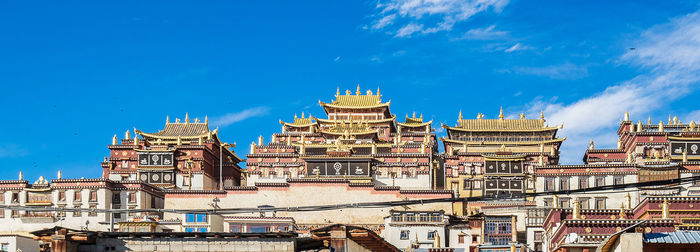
[447,108,561,131]
[136,114,215,140]
[320,85,390,109]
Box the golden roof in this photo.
[136,114,215,139]
[280,113,317,127]
[319,86,390,109]
[320,121,379,136]
[398,113,432,127]
[446,109,561,132]
[313,115,396,124]
[441,137,565,145]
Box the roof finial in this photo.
[668,114,672,125]
[458,110,463,120]
[112,134,118,145]
[125,130,131,140]
[377,87,381,97]
[648,116,652,124]
[166,115,170,124]
[588,139,595,150]
[673,116,678,125]
[412,111,416,118]
[519,113,525,120]
[336,87,340,96]
[637,121,643,132]
[205,115,208,124]
[294,113,298,119]
[185,113,190,123]
[659,120,664,132]
[624,111,630,121]
[420,114,423,120]
[19,171,23,180]
[540,111,545,121]
[356,84,361,95]
[301,112,305,119]
[57,170,62,179]
[499,107,504,119]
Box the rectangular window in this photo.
[419,214,429,222]
[614,176,624,185]
[595,177,605,187]
[596,198,606,209]
[88,206,97,216]
[229,223,241,232]
[392,213,403,222]
[560,198,570,208]
[473,180,481,189]
[129,192,136,203]
[112,192,120,203]
[463,179,471,189]
[11,210,18,218]
[59,191,66,202]
[543,198,553,207]
[73,207,81,217]
[0,192,4,203]
[560,177,570,191]
[579,177,588,189]
[185,227,195,232]
[74,191,82,202]
[1,244,8,252]
[405,213,416,222]
[579,198,590,209]
[89,191,97,202]
[11,193,18,203]
[427,231,436,240]
[197,227,208,232]
[458,235,465,244]
[545,178,554,192]
[431,213,442,222]
[196,213,207,223]
[400,230,410,240]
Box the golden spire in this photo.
[572,198,580,219]
[301,111,305,119]
[205,115,208,124]
[377,87,381,97]
[336,86,340,96]
[625,192,631,210]
[458,110,463,120]
[420,113,423,120]
[624,111,630,121]
[588,139,595,150]
[112,134,118,145]
[185,113,190,123]
[540,111,545,121]
[366,89,372,95]
[57,170,62,179]
[125,130,131,140]
[499,107,504,119]
[258,135,264,146]
[618,203,626,219]
[166,115,170,124]
[691,121,697,131]
[659,120,664,132]
[134,136,139,145]
[637,121,643,132]
[648,116,652,124]
[412,111,416,118]
[356,84,361,95]
[294,113,297,119]
[668,114,672,125]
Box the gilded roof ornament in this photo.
[498,107,504,120]
[648,116,652,124]
[19,171,23,180]
[637,121,643,132]
[345,89,351,95]
[540,111,545,121]
[185,113,190,123]
[588,139,595,150]
[125,130,131,140]
[205,115,208,124]
[356,84,361,95]
[458,110,463,120]
[377,87,381,97]
[659,120,664,132]
[112,134,118,145]
[301,112,305,118]
[520,113,525,120]
[57,170,62,179]
[673,116,678,125]
[624,111,630,121]
[367,89,372,95]
[336,87,340,97]
[690,121,697,131]
[166,115,170,124]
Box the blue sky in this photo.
[2,1,700,181]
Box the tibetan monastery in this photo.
[102,114,244,190]
[441,108,564,213]
[245,86,441,189]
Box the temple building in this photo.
[441,108,564,214]
[246,86,441,189]
[102,114,244,190]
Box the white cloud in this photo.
[211,107,270,128]
[525,11,700,163]
[333,56,341,62]
[371,0,509,37]
[510,62,588,80]
[460,25,508,40]
[504,43,521,53]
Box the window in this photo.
[545,178,555,192]
[614,176,624,185]
[595,177,605,187]
[73,207,81,217]
[185,213,207,223]
[1,243,8,252]
[88,206,97,217]
[419,214,429,222]
[229,223,242,232]
[0,192,4,203]
[59,191,66,202]
[431,213,442,222]
[128,192,136,203]
[400,230,410,240]
[579,198,590,209]
[534,231,544,241]
[89,191,97,202]
[11,193,18,203]
[74,191,82,202]
[463,179,471,189]
[543,198,553,207]
[10,210,18,218]
[560,177,570,191]
[473,180,481,189]
[579,177,588,189]
[121,160,129,169]
[596,198,606,209]
[560,198,570,208]
[0,210,3,218]
[185,227,195,232]
[112,192,120,203]
[197,227,208,232]
[392,213,403,222]
[458,234,465,244]
[405,213,416,222]
[472,235,478,243]
[427,231,437,240]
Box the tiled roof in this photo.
[149,123,210,137]
[644,231,700,244]
[456,118,547,130]
[333,94,383,107]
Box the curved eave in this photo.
[135,129,215,140]
[279,120,317,127]
[440,137,566,145]
[313,115,396,124]
[319,130,380,136]
[397,120,433,127]
[442,124,561,133]
[318,100,391,109]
